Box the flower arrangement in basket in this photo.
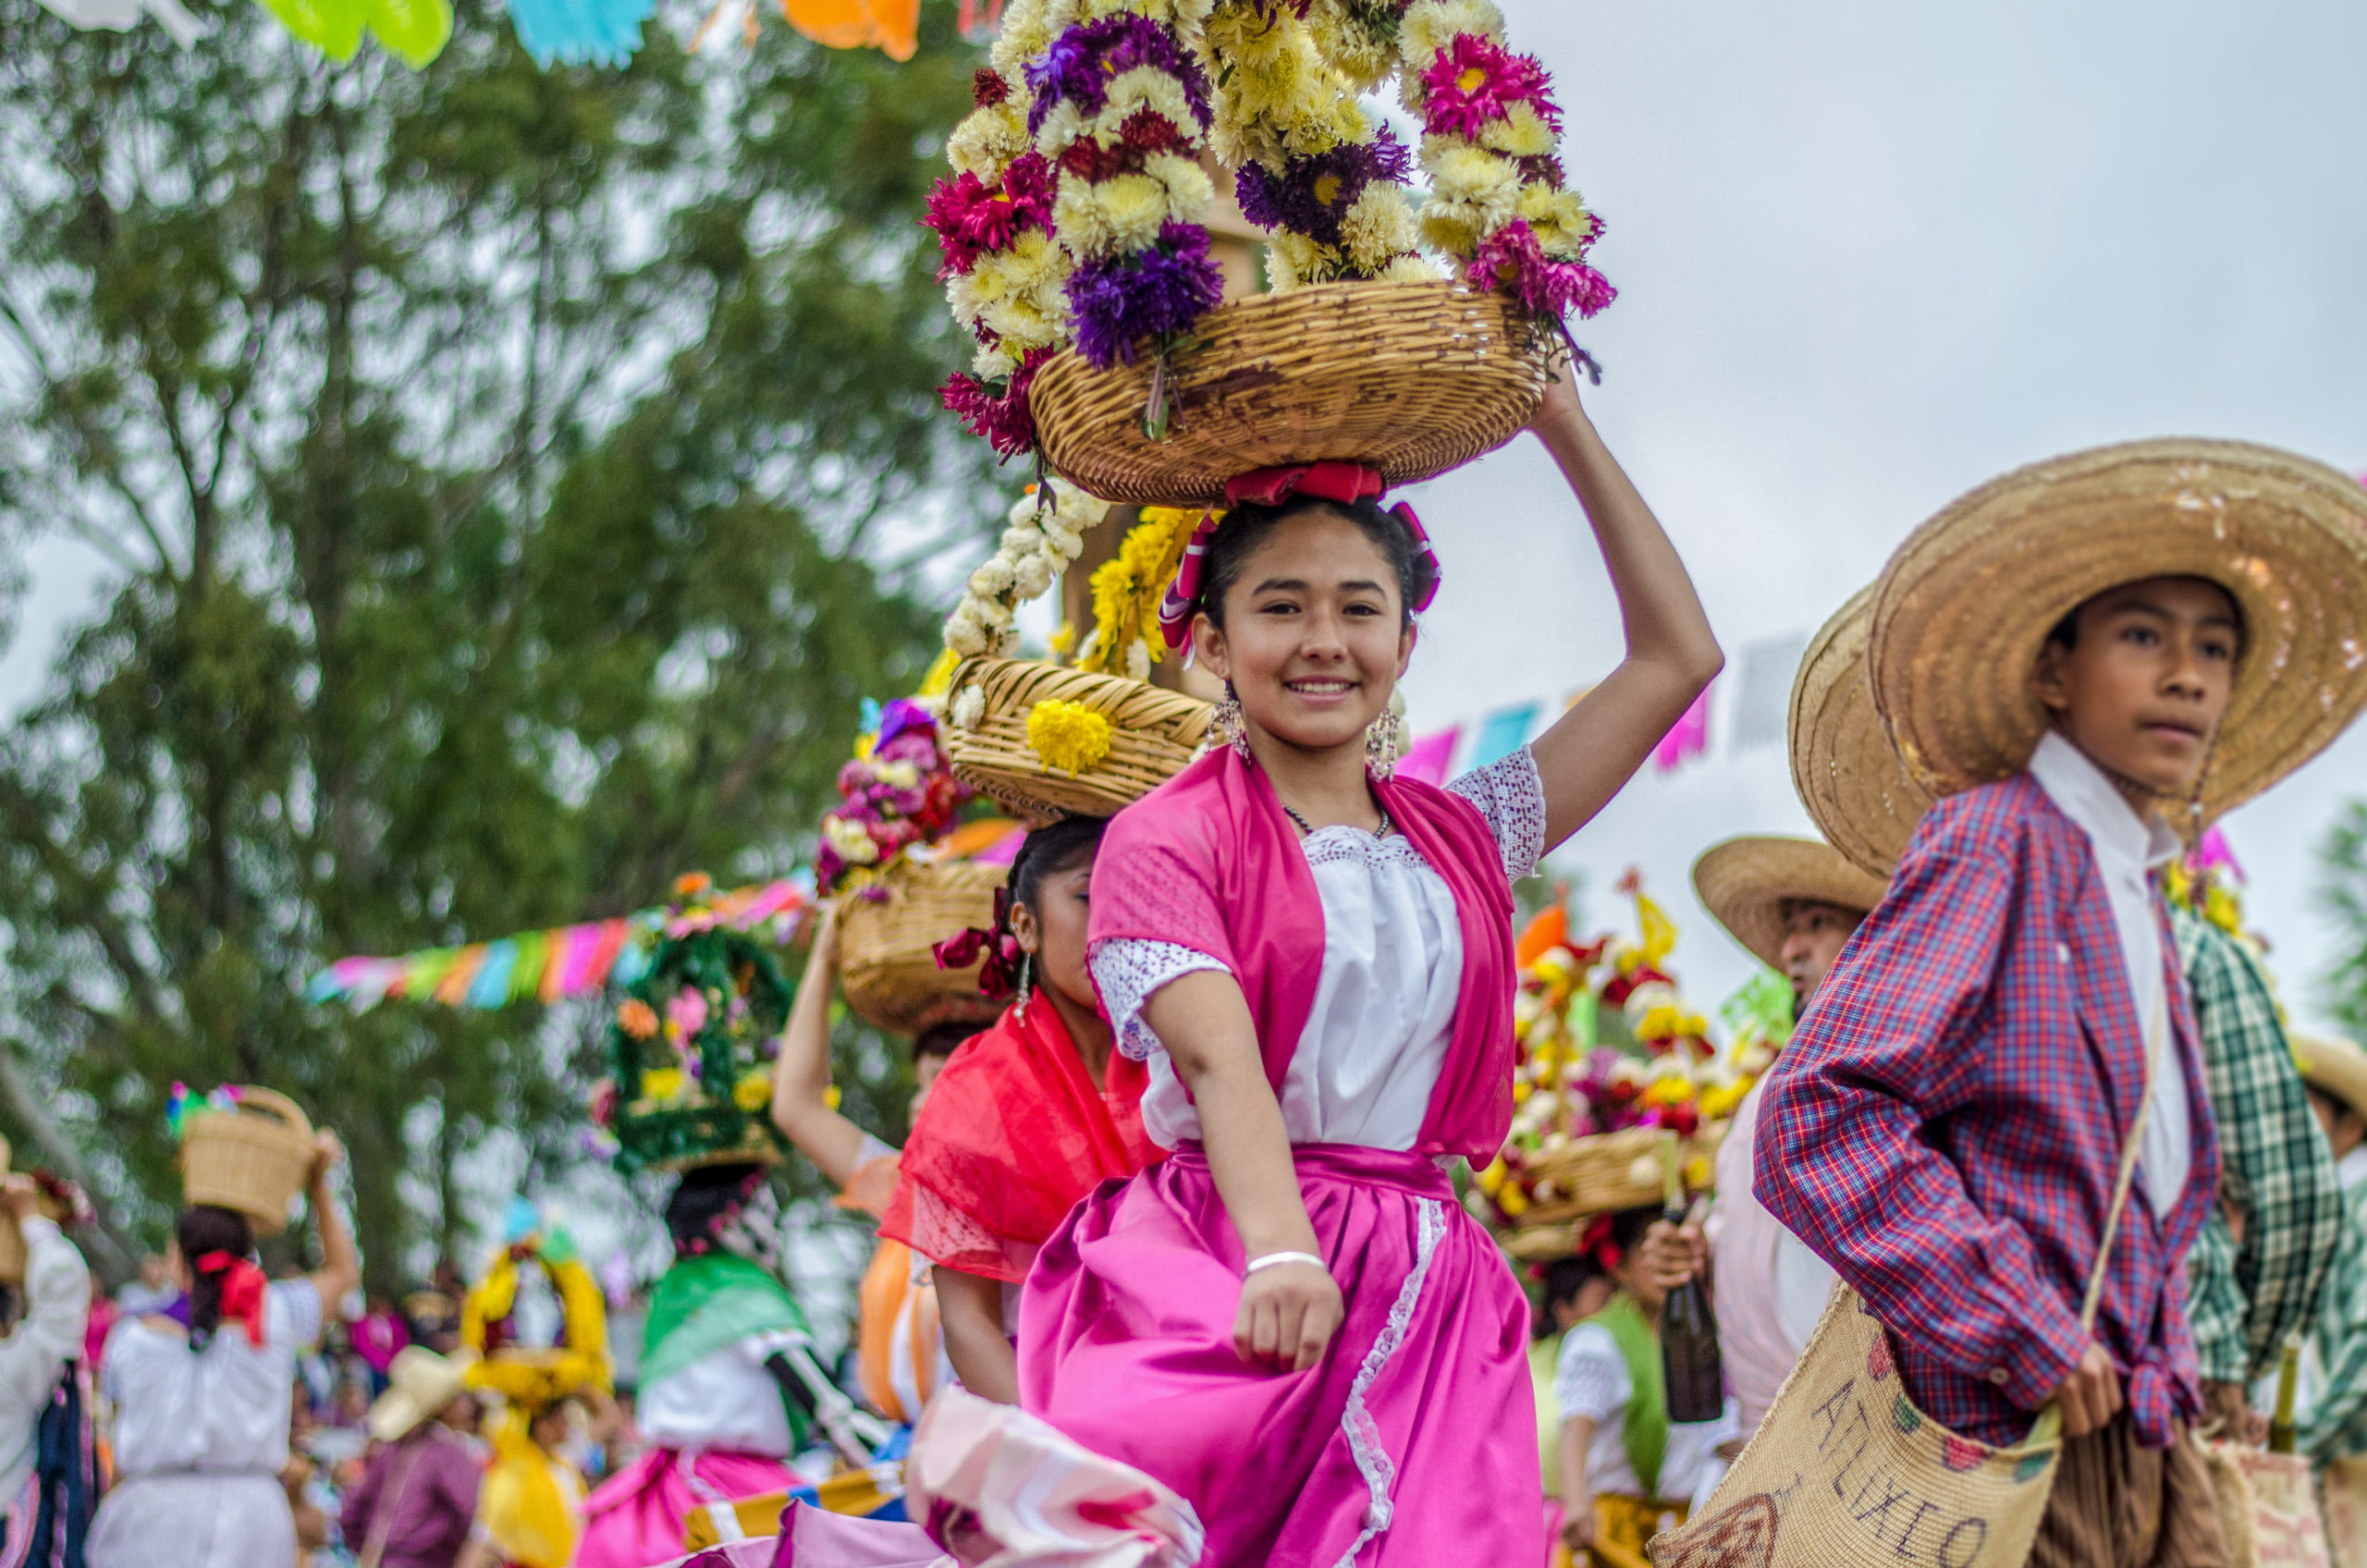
[460,1208,610,1410]
[1473,873,1766,1232]
[940,483,1214,820]
[589,874,796,1174]
[928,0,1612,500]
[815,697,975,897]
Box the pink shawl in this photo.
[1087,745,1517,1160]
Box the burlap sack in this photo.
[2199,1442,2332,1568]
[1651,998,2166,1568]
[2324,1455,2367,1568]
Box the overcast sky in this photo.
[1392,0,2367,1025]
[6,0,2366,1037]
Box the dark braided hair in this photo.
[178,1205,253,1350]
[1195,496,1438,633]
[665,1162,767,1257]
[935,816,1111,999]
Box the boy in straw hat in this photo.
[2292,1032,2367,1466]
[1758,439,2367,1568]
[1691,835,1885,1443]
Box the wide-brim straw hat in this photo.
[1692,836,1890,972]
[1870,439,2367,827]
[2295,1032,2367,1124]
[1791,587,1936,876]
[369,1345,473,1442]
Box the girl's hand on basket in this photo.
[310,1130,346,1182]
[1528,346,1588,434]
[1235,1258,1343,1374]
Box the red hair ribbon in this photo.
[1578,1215,1622,1272]
[194,1250,269,1348]
[1155,461,1441,651]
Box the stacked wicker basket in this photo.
[178,1086,316,1235]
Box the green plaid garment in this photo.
[2303,1174,2367,1462]
[2176,906,2342,1385]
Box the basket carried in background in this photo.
[838,859,1012,1036]
[0,1140,76,1285]
[175,1084,316,1236]
[943,657,1210,821]
[1032,282,1551,507]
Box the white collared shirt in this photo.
[2027,730,2190,1209]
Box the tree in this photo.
[2322,802,2367,1043]
[0,0,993,1283]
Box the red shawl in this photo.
[879,998,1163,1283]
[1086,744,1517,1161]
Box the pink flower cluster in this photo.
[1417,33,1558,141]
[814,701,972,892]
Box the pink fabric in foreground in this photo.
[1009,1143,1543,1567]
[576,1448,803,1568]
[907,1388,1204,1568]
[657,1499,950,1568]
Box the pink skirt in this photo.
[1019,1142,1544,1567]
[576,1447,801,1568]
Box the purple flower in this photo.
[1234,129,1414,249]
[1025,15,1212,138]
[1066,222,1225,369]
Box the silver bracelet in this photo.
[1245,1250,1328,1277]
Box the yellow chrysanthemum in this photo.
[732,1072,772,1113]
[947,100,1030,182]
[1479,101,1556,160]
[1026,699,1115,776]
[640,1068,687,1103]
[1082,508,1203,676]
[1096,174,1172,251]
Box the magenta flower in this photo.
[941,348,1049,457]
[667,986,709,1039]
[1466,219,1616,320]
[925,153,1059,280]
[1419,32,1561,141]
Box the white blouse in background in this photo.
[1552,1323,1738,1501]
[1090,747,1545,1151]
[636,1329,807,1456]
[104,1278,322,1476]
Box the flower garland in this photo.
[814,700,972,895]
[1396,0,1612,321]
[1077,505,1202,679]
[943,479,1105,674]
[1027,4,1227,371]
[460,1232,610,1408]
[937,0,1074,457]
[1204,1,1430,289]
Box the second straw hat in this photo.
[1692,836,1889,973]
[1869,439,2367,825]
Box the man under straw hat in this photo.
[1795,581,2344,1447]
[1756,439,2367,1568]
[2294,1033,2367,1468]
[1692,834,1885,1447]
[343,1346,484,1568]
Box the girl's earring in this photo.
[1015,953,1034,1020]
[1365,705,1404,781]
[1212,681,1250,763]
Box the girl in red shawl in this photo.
[906,364,1723,1568]
[879,814,1164,1402]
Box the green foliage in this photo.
[0,0,992,1282]
[2322,802,2367,1042]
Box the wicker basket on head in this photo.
[944,657,1211,821]
[179,1087,315,1237]
[839,860,1012,1037]
[0,1140,70,1286]
[1030,280,1553,508]
[1508,1121,1727,1230]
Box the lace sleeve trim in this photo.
[1447,742,1547,882]
[1087,938,1231,1062]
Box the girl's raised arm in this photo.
[1522,369,1723,853]
[768,904,868,1189]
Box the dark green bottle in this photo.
[1658,1130,1725,1424]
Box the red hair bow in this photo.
[932,888,1024,998]
[1579,1215,1622,1272]
[194,1250,269,1348]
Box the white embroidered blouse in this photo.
[1088,746,1546,1151]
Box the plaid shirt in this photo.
[1757,774,2221,1449]
[2174,907,2341,1386]
[2303,1169,2367,1463]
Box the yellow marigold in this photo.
[733,1072,772,1112]
[1026,699,1114,776]
[640,1068,687,1103]
[617,998,659,1040]
[1082,508,1203,676]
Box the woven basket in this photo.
[1030,280,1552,506]
[840,861,1012,1037]
[1511,1121,1727,1229]
[945,658,1211,820]
[179,1086,315,1236]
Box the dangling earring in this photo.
[1014,953,1034,1020]
[1365,705,1404,781]
[1212,680,1250,763]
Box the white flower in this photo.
[1012,554,1056,601]
[1125,640,1152,680]
[1381,251,1447,284]
[968,557,1017,597]
[950,685,987,729]
[944,606,991,657]
[872,760,921,790]
[973,596,1016,631]
[824,815,881,865]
